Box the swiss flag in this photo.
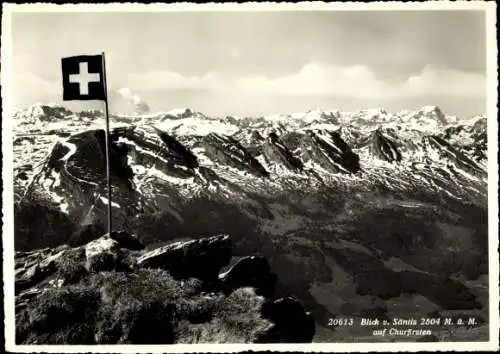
[61,55,106,101]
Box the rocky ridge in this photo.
[15,233,314,344]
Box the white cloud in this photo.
[12,63,485,112]
[116,87,150,114]
[124,62,486,100]
[10,73,61,109]
[404,65,486,97]
[13,72,60,96]
[235,63,388,98]
[126,70,227,92]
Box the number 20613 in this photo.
[328,318,354,326]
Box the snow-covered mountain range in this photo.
[13,103,487,192]
[12,103,489,342]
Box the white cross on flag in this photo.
[61,55,106,101]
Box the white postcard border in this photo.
[2,2,498,352]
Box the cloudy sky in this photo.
[10,9,487,117]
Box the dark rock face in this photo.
[300,130,360,173]
[14,203,76,251]
[84,233,143,260]
[441,117,487,163]
[154,127,198,168]
[15,247,67,294]
[21,129,139,229]
[337,126,371,149]
[69,130,134,187]
[250,130,265,145]
[422,135,486,177]
[202,133,270,177]
[15,288,42,313]
[137,234,232,281]
[119,126,197,178]
[262,133,303,171]
[16,126,203,251]
[108,231,145,251]
[164,108,194,119]
[219,256,277,297]
[79,109,104,119]
[257,297,315,343]
[280,131,306,151]
[243,130,265,157]
[36,105,74,121]
[369,129,402,162]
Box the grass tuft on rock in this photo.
[17,267,272,344]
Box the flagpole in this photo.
[101,52,112,235]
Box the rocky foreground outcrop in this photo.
[15,233,315,344]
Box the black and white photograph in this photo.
[1,2,498,351]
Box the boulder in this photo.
[15,288,43,313]
[219,256,277,297]
[14,232,320,344]
[137,234,232,281]
[84,236,119,260]
[257,297,315,343]
[85,231,144,260]
[86,250,132,273]
[15,248,66,294]
[16,263,56,295]
[109,231,145,251]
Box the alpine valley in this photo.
[12,103,488,342]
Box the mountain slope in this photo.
[12,104,489,342]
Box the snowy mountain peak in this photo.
[421,105,443,113]
[393,105,451,131]
[165,108,202,119]
[15,103,74,123]
[266,108,340,125]
[359,107,388,116]
[13,104,486,141]
[466,114,487,124]
[303,108,340,122]
[414,105,447,124]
